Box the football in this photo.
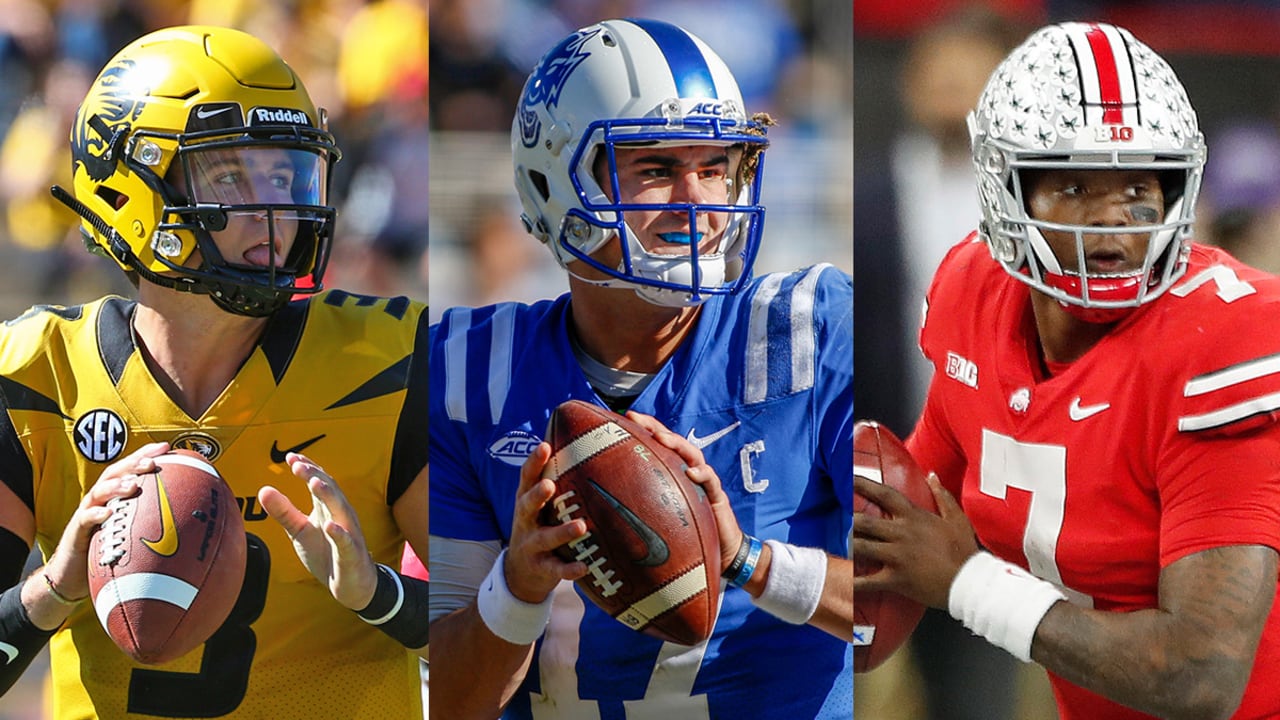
[87,449,246,665]
[539,399,720,646]
[854,420,937,673]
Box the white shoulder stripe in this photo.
[790,264,831,394]
[1178,391,1280,432]
[443,308,472,422]
[487,305,517,425]
[1184,353,1280,397]
[745,273,786,404]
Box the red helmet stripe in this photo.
[1084,24,1125,124]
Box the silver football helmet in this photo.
[968,22,1205,322]
[512,18,769,306]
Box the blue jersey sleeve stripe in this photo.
[789,264,832,394]
[746,273,786,404]
[487,304,517,425]
[627,18,718,100]
[443,307,472,422]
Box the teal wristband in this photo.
[727,535,763,588]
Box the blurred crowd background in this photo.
[855,1,1280,719]
[427,0,853,323]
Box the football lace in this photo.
[98,496,133,566]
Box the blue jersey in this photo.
[430,264,853,720]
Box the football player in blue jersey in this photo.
[428,18,853,720]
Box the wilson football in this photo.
[87,449,246,665]
[539,400,720,646]
[854,420,937,673]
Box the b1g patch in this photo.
[172,431,222,462]
[74,409,127,463]
[488,430,541,466]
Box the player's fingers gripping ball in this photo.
[538,400,721,645]
[854,421,938,673]
[87,450,246,665]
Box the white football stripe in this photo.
[616,564,708,630]
[1184,353,1280,397]
[853,464,883,484]
[549,422,631,479]
[853,624,876,647]
[1178,391,1280,432]
[94,573,199,628]
[155,453,219,478]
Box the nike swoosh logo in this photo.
[685,421,741,450]
[141,476,179,557]
[271,434,326,463]
[588,479,669,567]
[0,641,17,665]
[1069,397,1111,421]
[195,106,233,119]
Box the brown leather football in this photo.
[540,400,720,646]
[87,449,246,665]
[854,420,938,673]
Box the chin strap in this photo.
[51,185,205,297]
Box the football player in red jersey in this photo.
[855,21,1280,720]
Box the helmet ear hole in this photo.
[97,186,127,211]
[528,170,550,203]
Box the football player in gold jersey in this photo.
[0,26,429,718]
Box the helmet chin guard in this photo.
[512,19,769,306]
[969,22,1205,319]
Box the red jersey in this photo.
[909,236,1280,720]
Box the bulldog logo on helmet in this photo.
[71,59,147,182]
[518,28,600,149]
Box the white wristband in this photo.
[948,551,1067,663]
[750,540,828,624]
[476,549,555,646]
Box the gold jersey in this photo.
[0,291,427,719]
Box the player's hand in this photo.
[35,442,167,625]
[505,441,588,604]
[626,411,742,575]
[853,473,979,609]
[258,453,379,611]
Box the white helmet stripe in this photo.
[1065,23,1139,127]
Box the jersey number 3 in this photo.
[125,534,270,717]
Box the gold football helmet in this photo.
[54,26,341,316]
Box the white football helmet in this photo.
[968,22,1205,322]
[512,18,769,306]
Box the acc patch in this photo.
[488,430,542,467]
[75,409,127,463]
[172,432,222,462]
